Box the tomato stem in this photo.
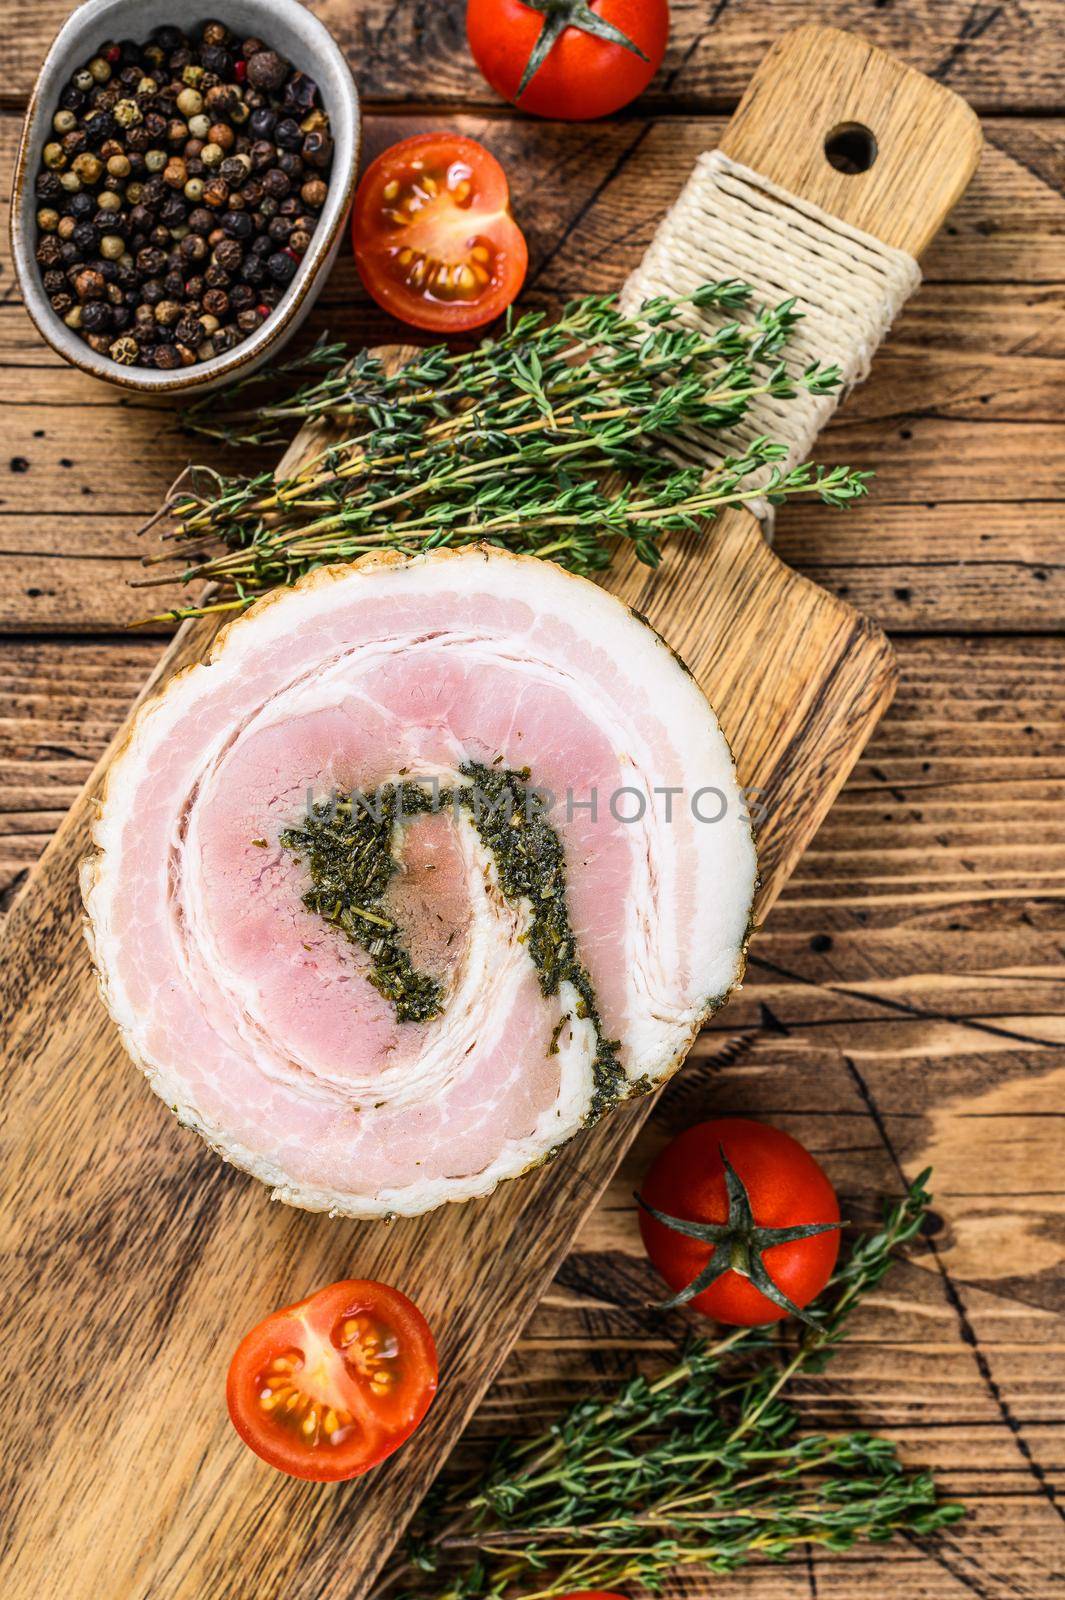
[516,0,650,103]
[636,1145,843,1326]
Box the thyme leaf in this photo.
[280,769,625,1108]
[385,1171,963,1599]
[138,285,871,623]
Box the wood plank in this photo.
[2,498,1060,638]
[2,27,991,1600]
[2,0,1064,114]
[1,106,1061,636]
[3,20,1060,1600]
[4,114,1064,300]
[1,626,1062,1596]
[3,372,1061,512]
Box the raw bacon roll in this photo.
[82,548,757,1217]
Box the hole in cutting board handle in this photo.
[824,123,878,174]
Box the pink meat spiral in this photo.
[82,548,756,1217]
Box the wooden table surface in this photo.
[2,4,1063,1597]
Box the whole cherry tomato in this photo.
[467,0,669,121]
[638,1118,841,1326]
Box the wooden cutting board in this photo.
[0,28,980,1600]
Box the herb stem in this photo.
[152,284,866,622]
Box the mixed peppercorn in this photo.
[32,21,334,371]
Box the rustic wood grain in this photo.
[2,0,1064,114]
[0,27,994,1600]
[3,8,1061,1599]
[1,106,1060,636]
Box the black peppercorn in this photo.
[283,72,318,114]
[205,82,239,116]
[82,300,112,332]
[301,131,332,169]
[84,110,117,147]
[220,209,253,239]
[246,49,287,91]
[213,324,241,354]
[219,155,250,187]
[201,46,232,77]
[51,291,74,315]
[266,249,298,285]
[213,236,243,271]
[179,233,208,265]
[34,24,332,370]
[159,194,187,226]
[261,167,290,200]
[136,245,167,275]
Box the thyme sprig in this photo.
[140,284,870,622]
[391,1170,962,1599]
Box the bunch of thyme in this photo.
[390,1171,962,1600]
[136,282,871,622]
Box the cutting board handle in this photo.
[720,25,983,255]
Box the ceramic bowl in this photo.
[10,0,360,394]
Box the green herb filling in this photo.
[280,766,625,1114]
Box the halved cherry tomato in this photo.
[352,133,528,333]
[226,1279,438,1481]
